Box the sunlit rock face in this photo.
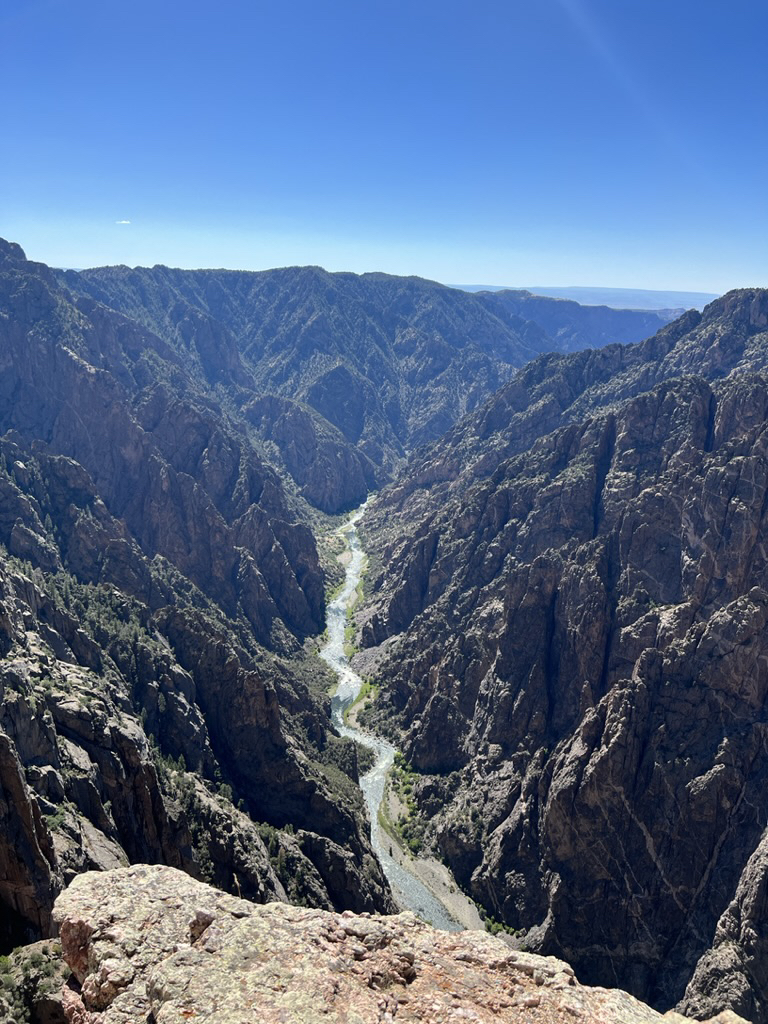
[52,864,746,1024]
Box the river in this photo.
[319,501,464,932]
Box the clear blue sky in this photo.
[2,0,766,292]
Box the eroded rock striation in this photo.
[51,864,747,1024]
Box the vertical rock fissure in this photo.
[592,414,616,540]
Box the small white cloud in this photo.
[115,219,131,225]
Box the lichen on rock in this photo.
[52,864,748,1024]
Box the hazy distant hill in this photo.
[473,289,671,352]
[455,283,719,311]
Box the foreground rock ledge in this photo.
[52,865,746,1024]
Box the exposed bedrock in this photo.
[50,864,748,1024]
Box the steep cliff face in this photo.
[0,241,394,945]
[0,439,394,945]
[0,240,324,648]
[359,291,768,1015]
[61,263,547,500]
[243,394,378,513]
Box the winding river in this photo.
[319,501,463,932]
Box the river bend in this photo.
[319,502,463,932]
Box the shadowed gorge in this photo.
[0,239,396,951]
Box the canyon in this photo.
[2,235,768,1021]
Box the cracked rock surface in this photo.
[53,864,747,1024]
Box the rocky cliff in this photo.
[14,863,741,1024]
[0,239,394,948]
[358,290,768,1017]
[3,235,756,1019]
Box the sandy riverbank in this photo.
[348,684,484,933]
[380,781,484,932]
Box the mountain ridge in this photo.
[56,254,672,510]
[454,283,719,310]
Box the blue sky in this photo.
[2,0,766,291]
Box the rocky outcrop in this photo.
[244,394,378,512]
[359,292,768,1016]
[680,831,768,1023]
[50,864,747,1024]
